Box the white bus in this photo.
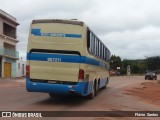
[26,19,111,99]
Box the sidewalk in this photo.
[0,77,25,83]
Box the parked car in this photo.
[145,72,157,80]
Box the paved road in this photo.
[0,76,159,120]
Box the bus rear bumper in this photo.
[26,78,92,96]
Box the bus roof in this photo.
[32,19,84,26]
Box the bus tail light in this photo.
[26,65,30,78]
[78,69,84,82]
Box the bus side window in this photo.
[103,47,105,60]
[103,47,106,60]
[90,33,93,53]
[102,45,104,59]
[99,41,101,58]
[87,30,90,50]
[106,48,108,61]
[92,33,95,54]
[95,37,97,56]
[107,49,109,61]
[101,43,103,58]
[97,40,99,57]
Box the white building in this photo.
[16,58,26,77]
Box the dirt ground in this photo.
[0,76,160,120]
[124,78,160,106]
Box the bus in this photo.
[26,19,111,99]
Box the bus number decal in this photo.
[47,58,62,62]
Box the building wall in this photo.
[0,37,17,46]
[5,57,16,78]
[0,40,4,48]
[16,60,26,77]
[0,18,3,34]
[0,9,19,79]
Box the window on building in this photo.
[18,63,20,70]
[22,64,24,75]
[3,23,16,39]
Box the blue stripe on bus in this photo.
[26,77,107,96]
[26,77,93,96]
[31,29,82,38]
[27,53,108,69]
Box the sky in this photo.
[1,0,160,60]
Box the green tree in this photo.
[131,64,140,73]
[121,59,132,75]
[145,56,160,71]
[110,55,121,70]
[121,59,145,74]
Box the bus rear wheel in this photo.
[49,93,61,98]
[49,93,54,98]
[87,81,97,99]
[95,81,99,96]
[102,79,108,89]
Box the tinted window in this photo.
[87,29,111,61]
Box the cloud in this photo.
[102,26,160,59]
[1,0,160,59]
[79,0,160,36]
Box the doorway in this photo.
[4,62,11,78]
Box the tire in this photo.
[102,79,108,89]
[49,93,54,98]
[95,80,99,96]
[102,85,106,89]
[87,82,96,99]
[49,93,61,98]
